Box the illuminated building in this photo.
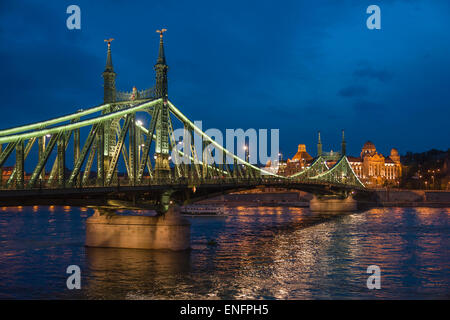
[282,133,402,187]
[283,144,313,176]
[347,141,402,187]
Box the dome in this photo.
[390,148,399,156]
[363,141,376,150]
[361,141,377,158]
[297,144,306,152]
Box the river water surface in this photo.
[0,206,448,299]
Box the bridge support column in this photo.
[38,136,45,183]
[16,140,24,189]
[85,205,191,250]
[154,153,171,180]
[129,114,137,185]
[57,135,66,188]
[97,123,105,186]
[309,194,357,213]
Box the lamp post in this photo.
[243,144,248,163]
[431,173,435,190]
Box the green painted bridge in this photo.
[0,33,365,212]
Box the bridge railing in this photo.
[116,87,156,102]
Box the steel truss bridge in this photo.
[0,34,366,213]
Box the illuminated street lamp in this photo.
[243,144,249,163]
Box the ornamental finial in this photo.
[156,29,167,39]
[104,38,114,47]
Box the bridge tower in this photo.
[102,39,116,103]
[317,131,322,157]
[101,39,117,185]
[341,129,346,156]
[154,29,171,179]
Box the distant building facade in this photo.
[280,144,313,176]
[347,141,402,187]
[279,133,402,187]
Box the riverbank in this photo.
[371,189,450,208]
[197,190,450,208]
[374,202,450,208]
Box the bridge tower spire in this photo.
[102,38,116,103]
[155,29,168,98]
[317,131,322,157]
[154,28,171,179]
[101,38,117,185]
[341,129,346,156]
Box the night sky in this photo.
[1,0,449,161]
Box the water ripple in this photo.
[0,206,448,299]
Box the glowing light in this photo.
[0,99,161,144]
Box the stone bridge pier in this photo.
[85,191,191,250]
[309,194,357,213]
[86,205,191,250]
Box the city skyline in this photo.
[1,0,449,160]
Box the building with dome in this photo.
[347,141,402,187]
[279,133,402,187]
[281,144,313,176]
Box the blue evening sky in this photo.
[0,0,449,160]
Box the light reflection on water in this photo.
[0,206,448,299]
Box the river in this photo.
[0,205,448,299]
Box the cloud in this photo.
[353,66,393,82]
[338,85,369,98]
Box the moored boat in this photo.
[181,204,226,216]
